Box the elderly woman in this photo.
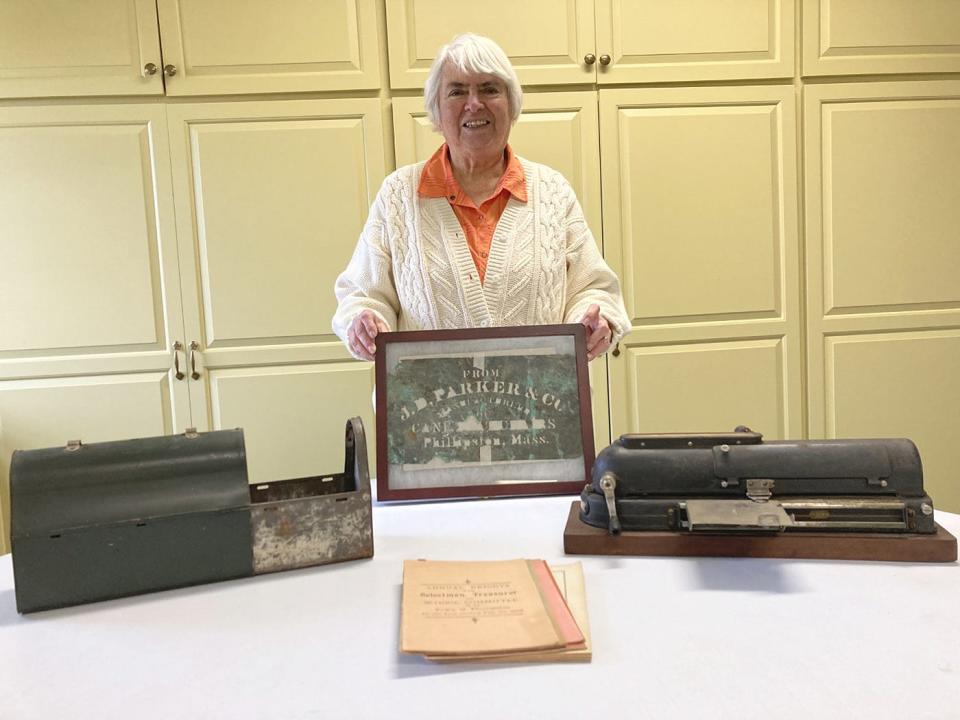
[333,33,629,361]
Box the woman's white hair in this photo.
[424,33,523,131]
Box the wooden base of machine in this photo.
[563,503,958,562]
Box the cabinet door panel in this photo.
[595,0,794,83]
[0,106,188,389]
[0,373,177,553]
[600,86,801,439]
[0,104,188,393]
[803,0,960,76]
[0,0,163,98]
[168,99,386,480]
[391,92,611,449]
[615,339,789,438]
[804,82,960,403]
[168,100,384,348]
[209,364,376,485]
[386,0,597,88]
[186,118,372,343]
[156,0,380,95]
[2,112,169,354]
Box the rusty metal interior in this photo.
[249,473,355,504]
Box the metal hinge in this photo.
[746,478,774,502]
[65,439,82,452]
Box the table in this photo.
[1,496,958,720]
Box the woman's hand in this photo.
[580,304,613,361]
[347,310,390,361]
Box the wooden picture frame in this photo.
[375,324,595,501]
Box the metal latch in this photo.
[65,439,82,452]
[599,472,621,535]
[184,427,199,439]
[746,478,774,502]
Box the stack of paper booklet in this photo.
[400,559,591,662]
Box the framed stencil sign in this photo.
[374,324,595,501]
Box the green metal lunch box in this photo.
[11,418,372,613]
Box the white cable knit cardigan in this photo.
[333,157,630,358]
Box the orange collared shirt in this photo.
[417,143,527,284]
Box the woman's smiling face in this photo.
[437,63,512,167]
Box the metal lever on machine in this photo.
[599,472,621,535]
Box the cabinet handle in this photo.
[611,342,621,357]
[189,341,200,380]
[172,341,185,380]
[163,64,178,77]
[599,54,611,66]
[143,62,158,76]
[584,53,596,66]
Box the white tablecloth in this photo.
[1,496,957,720]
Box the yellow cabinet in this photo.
[0,0,164,98]
[166,98,387,483]
[803,0,960,76]
[600,85,802,440]
[156,0,382,95]
[0,104,188,549]
[386,0,794,88]
[0,0,381,99]
[804,80,960,511]
[595,0,795,83]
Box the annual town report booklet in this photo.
[401,559,591,662]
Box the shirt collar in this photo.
[418,143,527,204]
